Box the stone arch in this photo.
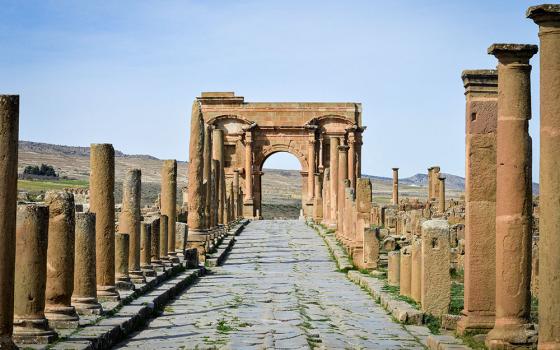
[256,144,308,173]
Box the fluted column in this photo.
[90,143,119,301]
[486,43,538,349]
[527,6,560,349]
[0,95,18,349]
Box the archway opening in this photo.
[260,152,303,219]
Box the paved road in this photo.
[116,220,425,349]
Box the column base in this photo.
[13,318,58,344]
[485,320,537,350]
[96,285,120,302]
[151,260,166,272]
[71,296,103,315]
[45,305,80,329]
[243,202,254,219]
[457,313,495,335]
[188,228,210,262]
[141,265,157,277]
[115,276,135,291]
[129,270,147,284]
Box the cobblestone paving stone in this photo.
[115,220,425,349]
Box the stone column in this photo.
[211,160,219,230]
[72,213,103,315]
[233,170,240,220]
[411,238,422,303]
[150,217,164,272]
[337,145,349,231]
[432,166,441,200]
[329,137,340,228]
[457,69,498,335]
[161,160,178,260]
[527,6,560,349]
[13,204,57,344]
[421,219,451,317]
[45,191,80,328]
[313,173,323,222]
[318,135,324,171]
[115,233,134,290]
[140,223,155,276]
[307,136,316,204]
[400,246,412,298]
[323,168,330,223]
[187,101,207,256]
[0,95,18,349]
[486,43,538,349]
[355,129,363,180]
[203,125,212,230]
[427,167,434,200]
[243,132,254,217]
[388,251,401,287]
[176,222,188,254]
[392,168,399,205]
[119,169,144,283]
[89,143,119,301]
[212,129,226,225]
[438,177,446,214]
[159,215,169,264]
[228,181,234,225]
[348,131,356,189]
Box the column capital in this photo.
[488,44,538,63]
[392,167,399,171]
[527,4,560,25]
[461,70,498,96]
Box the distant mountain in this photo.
[19,141,159,160]
[362,173,465,191]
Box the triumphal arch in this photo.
[198,92,364,218]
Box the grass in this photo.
[457,334,487,350]
[449,282,464,315]
[18,179,88,193]
[216,319,235,333]
[425,314,442,335]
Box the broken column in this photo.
[337,145,349,232]
[486,43,538,349]
[187,101,208,258]
[119,169,144,284]
[90,143,119,301]
[115,233,134,290]
[438,177,446,214]
[388,250,401,287]
[140,223,155,277]
[400,246,412,298]
[159,214,169,264]
[527,6,560,349]
[72,213,103,315]
[421,219,451,317]
[44,191,80,328]
[161,159,178,261]
[457,69,498,334]
[150,217,164,271]
[0,95,18,349]
[392,168,399,205]
[329,137,340,228]
[353,178,372,268]
[427,167,434,200]
[13,204,58,344]
[176,222,188,255]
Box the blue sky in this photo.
[0,1,542,178]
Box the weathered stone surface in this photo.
[421,220,450,317]
[90,143,119,300]
[388,251,401,287]
[0,95,18,349]
[400,246,412,298]
[410,238,422,303]
[13,204,58,344]
[161,160,177,258]
[527,5,560,348]
[119,169,143,283]
[44,191,80,328]
[72,213,103,315]
[115,233,134,291]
